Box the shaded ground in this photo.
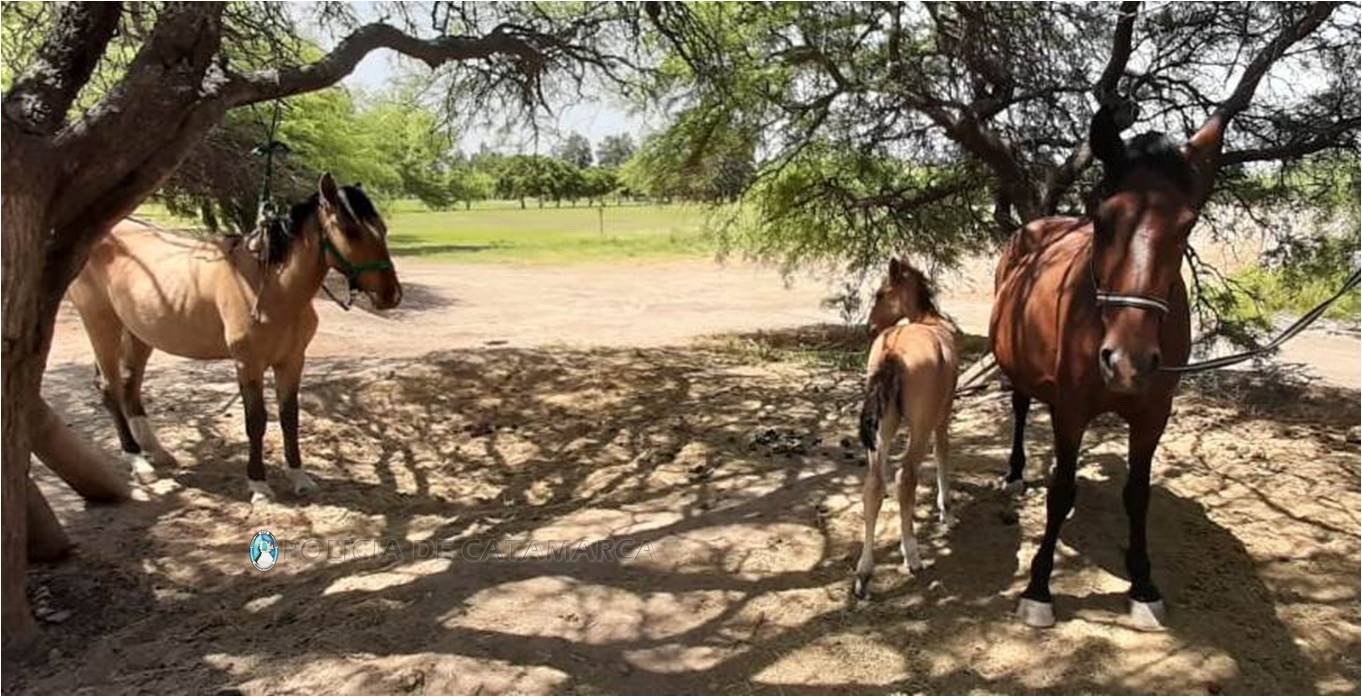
[13,259,1360,694]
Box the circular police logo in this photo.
[249,530,278,572]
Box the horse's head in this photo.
[1087,103,1222,393]
[868,257,938,336]
[315,173,402,310]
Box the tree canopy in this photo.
[640,2,1358,275]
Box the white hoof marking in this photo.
[130,417,178,468]
[286,469,318,496]
[248,480,276,505]
[1128,599,1168,631]
[1016,598,1056,628]
[129,455,158,484]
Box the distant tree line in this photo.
[160,88,760,232]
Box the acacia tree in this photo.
[0,0,645,644]
[644,2,1358,274]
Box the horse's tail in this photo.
[859,359,903,452]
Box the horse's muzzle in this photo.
[367,281,402,310]
[1099,345,1161,394]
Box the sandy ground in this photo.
[10,259,1361,694]
[45,259,1362,389]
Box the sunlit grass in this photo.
[135,198,721,264]
[383,199,717,263]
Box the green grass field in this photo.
[382,199,716,263]
[134,199,719,264]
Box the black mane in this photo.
[1100,131,1195,194]
[259,185,379,265]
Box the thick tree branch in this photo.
[1,2,123,134]
[1041,1,1140,214]
[225,23,545,107]
[1095,2,1141,102]
[1213,3,1339,125]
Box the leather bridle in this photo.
[1089,243,1171,315]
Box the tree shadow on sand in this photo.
[13,325,1358,694]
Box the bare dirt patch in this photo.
[12,260,1360,694]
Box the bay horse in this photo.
[66,173,402,503]
[854,258,960,599]
[990,104,1228,628]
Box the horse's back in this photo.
[69,221,237,359]
[872,319,959,429]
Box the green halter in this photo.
[320,234,394,283]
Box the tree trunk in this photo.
[1,152,55,646]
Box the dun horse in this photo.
[67,173,402,503]
[854,259,960,599]
[990,104,1228,628]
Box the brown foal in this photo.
[854,258,960,599]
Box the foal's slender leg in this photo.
[1005,391,1031,492]
[853,446,888,599]
[1017,410,1085,628]
[897,437,930,572]
[1124,407,1171,629]
[273,355,317,496]
[934,420,954,527]
[120,332,176,468]
[237,362,273,503]
[854,412,899,599]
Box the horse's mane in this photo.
[259,185,378,266]
[1097,132,1195,198]
[903,265,942,319]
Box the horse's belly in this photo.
[115,281,232,360]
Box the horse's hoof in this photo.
[938,511,958,529]
[286,470,318,496]
[248,480,276,505]
[1016,598,1056,628]
[129,455,158,485]
[148,449,178,469]
[1128,599,1168,631]
[1002,478,1025,496]
[901,540,924,572]
[852,575,872,600]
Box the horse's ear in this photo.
[318,172,341,208]
[1182,112,1226,199]
[888,257,902,279]
[1089,103,1129,173]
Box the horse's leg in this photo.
[1124,406,1171,630]
[120,331,176,468]
[854,412,898,599]
[83,316,155,483]
[897,436,930,572]
[934,420,954,527]
[236,362,273,503]
[273,355,317,496]
[1017,409,1085,628]
[1004,390,1031,493]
